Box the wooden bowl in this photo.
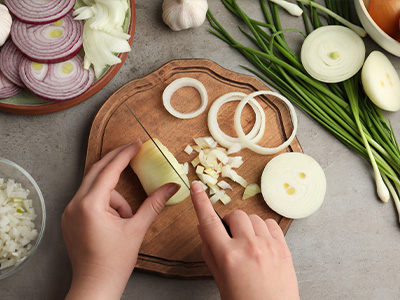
[0,1,136,115]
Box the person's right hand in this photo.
[190,182,300,300]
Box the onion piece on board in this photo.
[0,39,25,87]
[162,77,208,119]
[4,0,75,25]
[234,91,298,155]
[11,13,83,64]
[0,70,21,99]
[19,55,95,102]
[261,152,326,219]
[208,92,266,150]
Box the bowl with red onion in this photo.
[0,157,46,280]
[355,0,400,57]
[0,0,136,115]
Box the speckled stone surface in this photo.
[1,1,400,299]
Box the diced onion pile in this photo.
[0,178,38,271]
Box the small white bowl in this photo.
[0,157,46,280]
[355,0,400,57]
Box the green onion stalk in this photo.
[207,0,400,222]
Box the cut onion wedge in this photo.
[19,55,95,102]
[4,0,75,25]
[261,152,326,219]
[234,91,298,155]
[11,13,83,64]
[163,77,208,119]
[301,25,365,83]
[208,92,266,150]
[0,39,25,87]
[0,70,22,99]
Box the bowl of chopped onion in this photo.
[355,0,400,57]
[0,157,45,280]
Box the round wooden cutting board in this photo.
[85,59,303,278]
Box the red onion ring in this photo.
[4,0,75,25]
[0,70,22,99]
[0,39,25,87]
[11,13,83,64]
[19,55,95,102]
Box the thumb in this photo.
[130,183,181,236]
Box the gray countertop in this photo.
[1,1,400,299]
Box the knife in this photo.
[124,101,232,237]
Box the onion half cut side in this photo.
[0,39,25,87]
[261,152,326,219]
[0,70,22,99]
[208,92,266,150]
[11,14,83,64]
[4,0,75,25]
[19,55,95,102]
[162,77,208,119]
[234,91,298,155]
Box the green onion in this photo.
[207,0,400,222]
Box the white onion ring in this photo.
[162,77,208,119]
[234,91,298,155]
[4,0,75,25]
[208,92,266,149]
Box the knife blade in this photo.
[124,101,232,237]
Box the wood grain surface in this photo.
[85,59,303,277]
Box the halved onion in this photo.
[300,25,365,83]
[11,13,83,64]
[208,92,266,150]
[261,152,326,219]
[0,39,25,87]
[234,91,298,155]
[130,138,190,205]
[0,70,21,99]
[19,55,95,102]
[4,0,75,24]
[162,77,208,119]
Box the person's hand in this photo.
[62,141,180,300]
[190,181,300,300]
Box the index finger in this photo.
[190,182,230,247]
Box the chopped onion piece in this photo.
[163,77,208,119]
[220,194,232,205]
[261,152,326,218]
[242,183,261,200]
[234,91,298,155]
[210,190,225,204]
[217,180,232,190]
[184,144,193,155]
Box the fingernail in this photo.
[191,181,204,194]
[166,183,180,198]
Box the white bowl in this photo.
[355,0,400,57]
[0,157,46,280]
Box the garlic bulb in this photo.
[162,0,208,31]
[0,4,12,47]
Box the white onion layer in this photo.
[234,91,298,155]
[162,77,208,119]
[208,92,266,150]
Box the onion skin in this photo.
[0,39,25,87]
[11,13,83,64]
[4,0,75,25]
[0,70,22,99]
[368,0,400,40]
[19,55,95,102]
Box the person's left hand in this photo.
[62,141,180,300]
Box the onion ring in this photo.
[0,39,25,87]
[208,92,266,149]
[162,77,208,119]
[0,70,22,99]
[234,91,298,155]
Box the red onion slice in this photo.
[0,39,25,87]
[0,70,22,99]
[11,14,83,64]
[4,0,75,25]
[19,55,95,102]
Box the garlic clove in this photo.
[162,0,208,31]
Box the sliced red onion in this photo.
[11,13,83,64]
[4,0,75,25]
[0,39,25,87]
[0,70,22,99]
[19,55,95,102]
